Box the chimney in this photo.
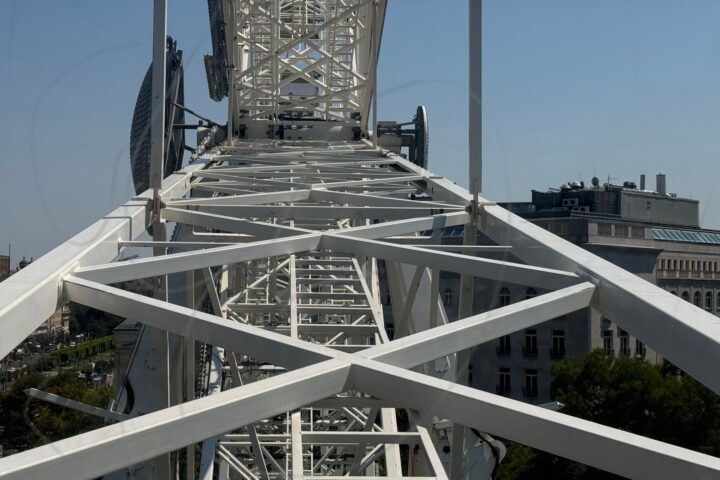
[656,173,666,195]
[640,174,646,191]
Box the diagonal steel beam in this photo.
[162,207,312,238]
[363,282,595,368]
[73,234,321,284]
[320,235,580,290]
[167,189,312,206]
[63,276,333,368]
[351,359,720,480]
[481,204,720,394]
[24,388,129,423]
[0,360,350,480]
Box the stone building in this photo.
[382,174,720,404]
[0,255,9,282]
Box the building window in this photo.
[523,369,538,398]
[499,287,511,307]
[602,330,614,356]
[706,291,713,312]
[619,329,630,356]
[525,287,537,299]
[636,339,646,359]
[386,324,394,340]
[694,291,701,307]
[615,225,628,237]
[523,329,537,357]
[681,291,690,302]
[443,289,453,307]
[384,290,392,305]
[468,364,474,384]
[670,290,677,296]
[497,335,511,356]
[598,223,611,236]
[551,330,565,359]
[496,368,511,395]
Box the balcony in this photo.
[549,347,566,360]
[522,346,537,358]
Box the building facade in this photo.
[0,255,9,282]
[383,174,720,404]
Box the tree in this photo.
[94,359,113,374]
[0,372,114,453]
[68,302,123,338]
[496,350,720,478]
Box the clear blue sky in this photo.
[3,0,720,268]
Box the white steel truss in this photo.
[2,1,720,479]
[2,142,720,479]
[225,0,385,130]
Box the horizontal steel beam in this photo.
[171,204,462,221]
[301,432,421,445]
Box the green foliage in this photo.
[68,302,123,338]
[48,336,114,365]
[94,359,113,374]
[0,372,114,453]
[497,350,720,478]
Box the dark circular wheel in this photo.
[130,37,185,195]
[413,105,429,169]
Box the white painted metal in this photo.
[469,0,482,195]
[24,388,129,423]
[228,0,387,132]
[0,361,351,480]
[2,1,720,479]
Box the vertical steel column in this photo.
[469,0,482,194]
[450,223,477,479]
[185,271,196,479]
[371,0,379,149]
[150,2,171,478]
[462,11,483,475]
[150,0,167,203]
